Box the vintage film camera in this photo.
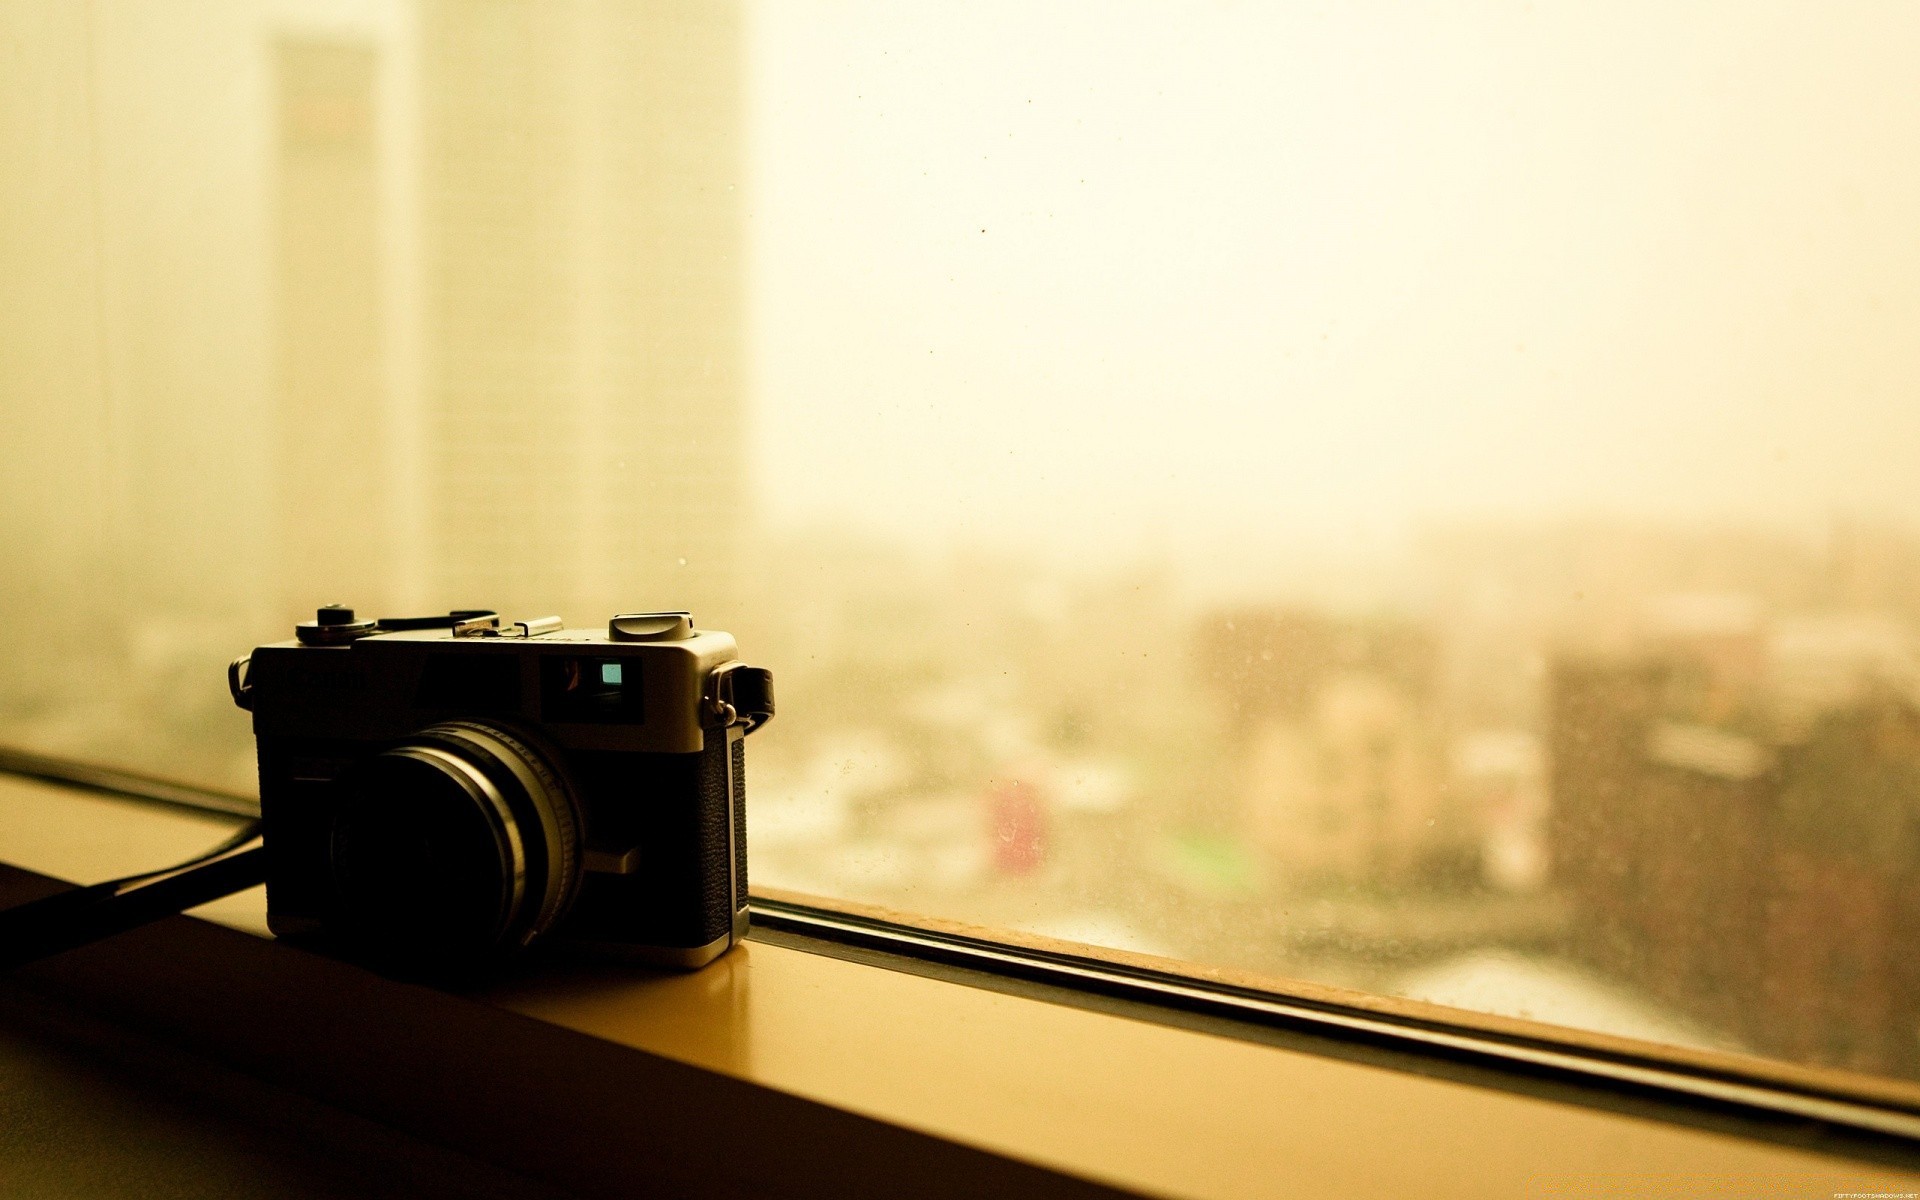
[228,607,772,973]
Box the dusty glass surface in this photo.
[5,1,1920,1081]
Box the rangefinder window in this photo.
[543,656,643,723]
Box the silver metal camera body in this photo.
[230,608,773,973]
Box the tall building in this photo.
[0,0,279,784]
[1548,652,1920,1077]
[1196,609,1458,886]
[415,0,747,626]
[273,37,396,617]
[268,0,749,628]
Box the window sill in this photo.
[486,925,1920,1198]
[0,772,1916,1197]
[0,879,1907,1198]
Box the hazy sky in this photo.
[747,3,1920,568]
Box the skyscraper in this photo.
[414,0,747,625]
[270,0,749,628]
[273,37,394,618]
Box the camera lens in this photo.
[329,722,581,972]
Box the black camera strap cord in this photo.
[0,823,266,974]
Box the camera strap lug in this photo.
[227,655,253,711]
[702,662,775,733]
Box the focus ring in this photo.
[416,721,583,948]
[379,743,527,939]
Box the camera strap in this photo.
[0,826,266,973]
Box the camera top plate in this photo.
[240,614,746,755]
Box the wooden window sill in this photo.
[0,875,1909,1198]
[1,774,1916,1197]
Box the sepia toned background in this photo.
[6,1,1920,1083]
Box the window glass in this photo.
[6,1,1920,1083]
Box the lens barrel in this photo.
[329,721,581,971]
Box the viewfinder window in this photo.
[542,658,643,724]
